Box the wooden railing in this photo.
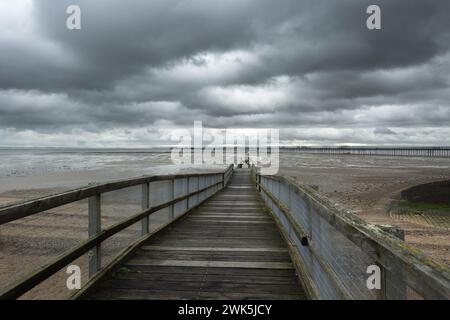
[251,165,450,300]
[0,165,234,300]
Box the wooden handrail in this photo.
[0,165,233,225]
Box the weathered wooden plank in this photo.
[183,219,274,224]
[134,252,291,263]
[146,240,286,247]
[87,288,303,300]
[119,265,297,277]
[126,259,294,269]
[99,278,302,295]
[113,271,298,285]
[140,246,288,252]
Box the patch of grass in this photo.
[398,200,450,211]
[389,200,450,229]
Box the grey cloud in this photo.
[374,127,396,135]
[0,0,449,146]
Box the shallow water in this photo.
[0,148,224,193]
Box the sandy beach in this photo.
[0,150,449,299]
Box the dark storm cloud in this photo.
[0,0,449,146]
[29,0,265,90]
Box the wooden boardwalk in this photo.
[84,169,306,300]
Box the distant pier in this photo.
[282,147,450,158]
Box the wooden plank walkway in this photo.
[84,169,307,300]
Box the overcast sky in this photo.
[0,0,449,147]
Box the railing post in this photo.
[141,182,149,235]
[170,179,175,219]
[88,194,101,278]
[222,172,225,187]
[376,225,407,300]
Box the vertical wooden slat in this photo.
[88,195,101,278]
[376,263,387,300]
[141,183,149,235]
[197,176,200,205]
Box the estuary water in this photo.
[0,148,222,193]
